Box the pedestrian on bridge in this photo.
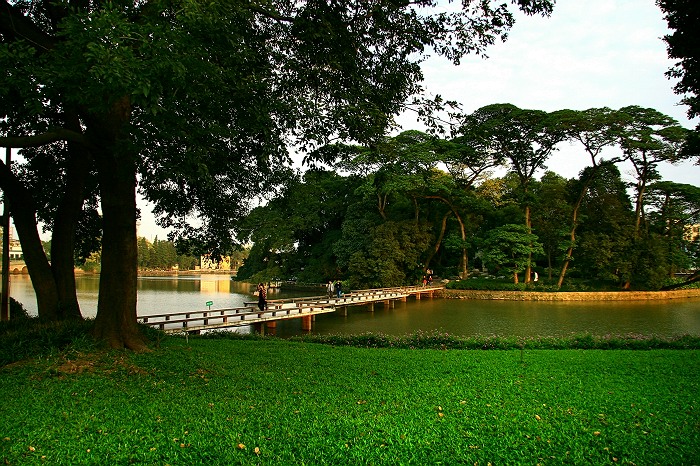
[327,280,334,298]
[257,283,267,312]
[335,280,343,298]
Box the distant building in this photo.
[0,226,23,260]
[9,241,22,260]
[200,254,232,271]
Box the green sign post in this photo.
[206,301,213,310]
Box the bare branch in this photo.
[0,128,88,148]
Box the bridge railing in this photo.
[139,285,444,332]
[244,286,442,308]
[139,302,334,332]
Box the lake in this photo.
[8,274,700,338]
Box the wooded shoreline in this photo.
[440,288,700,301]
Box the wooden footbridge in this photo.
[138,285,443,335]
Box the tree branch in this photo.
[660,270,700,291]
[244,3,294,23]
[0,128,89,148]
[0,0,56,51]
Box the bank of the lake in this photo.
[9,274,700,338]
[1,337,698,465]
[440,288,700,301]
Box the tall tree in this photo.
[549,107,625,288]
[337,132,477,278]
[0,1,554,349]
[618,106,688,236]
[237,170,361,283]
[481,224,544,284]
[529,171,570,279]
[647,181,700,277]
[458,104,564,282]
[574,164,636,286]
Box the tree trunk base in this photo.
[91,324,151,352]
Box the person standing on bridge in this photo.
[335,280,343,298]
[257,283,267,312]
[327,280,334,298]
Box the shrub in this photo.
[9,297,30,320]
[285,331,700,351]
[446,276,623,292]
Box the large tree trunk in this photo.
[92,146,147,350]
[0,161,61,319]
[557,173,596,289]
[424,211,451,271]
[633,181,646,237]
[0,135,90,321]
[424,196,468,278]
[90,101,148,351]
[660,271,700,290]
[524,204,532,283]
[13,203,60,320]
[50,128,93,320]
[377,193,387,220]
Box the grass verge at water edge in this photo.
[1,337,698,465]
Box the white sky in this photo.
[138,0,698,240]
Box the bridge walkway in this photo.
[138,285,443,334]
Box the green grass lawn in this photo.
[1,337,699,465]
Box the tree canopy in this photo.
[0,0,556,348]
[238,108,698,290]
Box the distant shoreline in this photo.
[439,288,700,301]
[72,269,238,276]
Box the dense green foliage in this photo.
[237,111,699,291]
[1,337,698,465]
[3,320,700,366]
[445,277,621,292]
[137,237,198,271]
[0,318,97,366]
[286,330,700,350]
[658,0,700,157]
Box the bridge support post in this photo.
[367,303,374,312]
[415,292,421,300]
[301,315,312,331]
[254,322,265,335]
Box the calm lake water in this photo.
[9,274,700,338]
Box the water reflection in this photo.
[8,274,700,338]
[269,297,700,338]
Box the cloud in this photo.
[409,0,690,119]
[397,0,699,186]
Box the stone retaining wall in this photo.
[438,288,700,301]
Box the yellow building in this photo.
[200,254,232,270]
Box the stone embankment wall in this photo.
[439,288,700,301]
